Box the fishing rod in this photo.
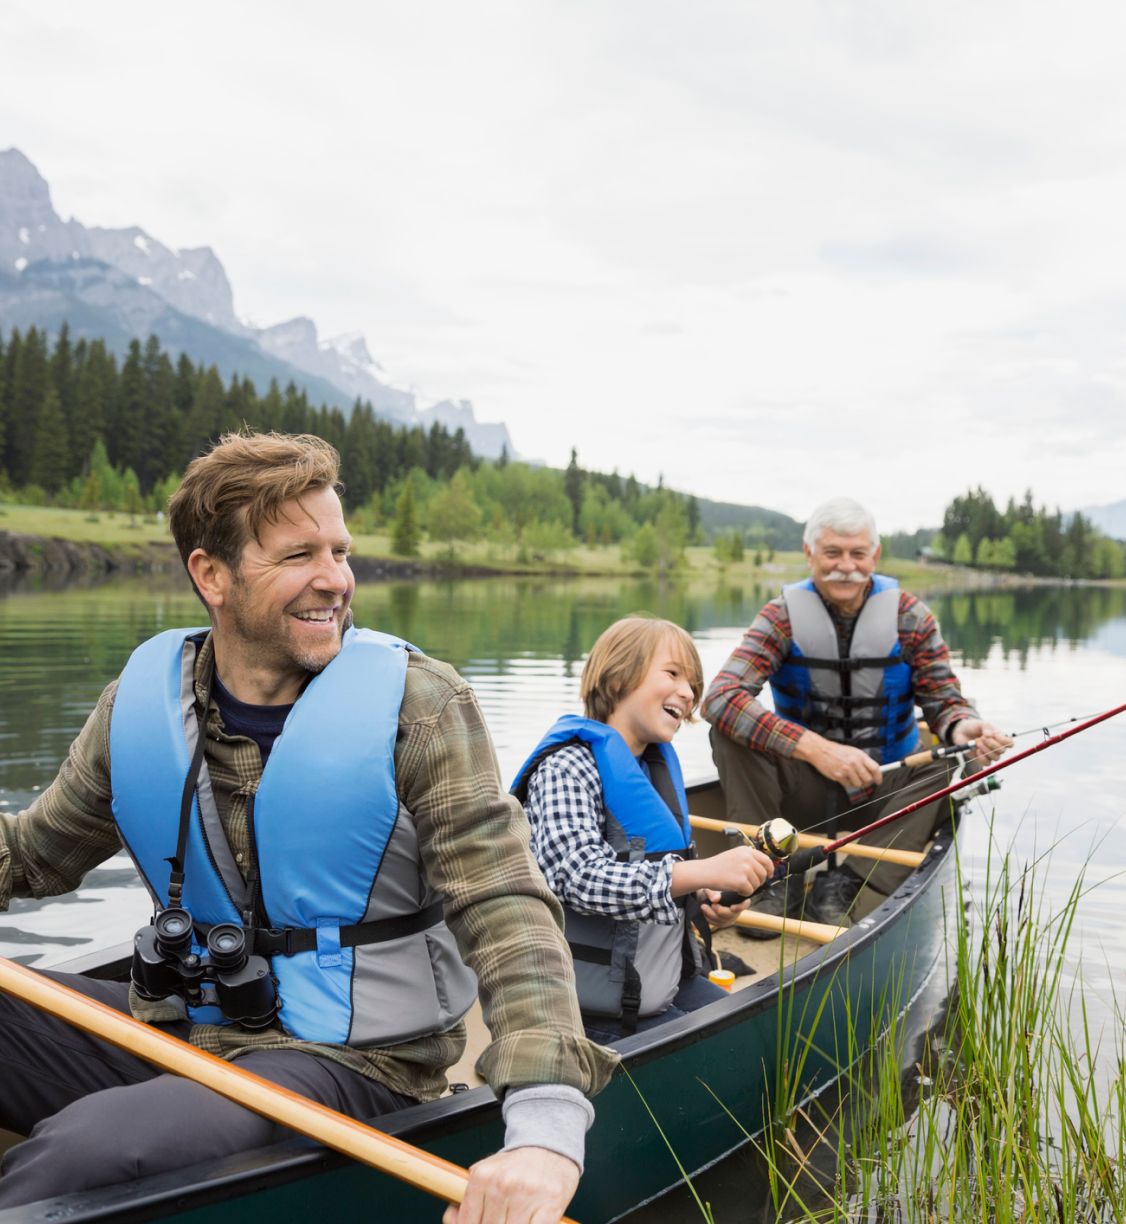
[879,713,1094,776]
[783,699,1126,877]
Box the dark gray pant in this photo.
[0,971,416,1207]
[709,729,953,896]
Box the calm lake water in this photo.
[2,570,1125,1215]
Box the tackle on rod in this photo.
[879,711,1099,775]
[784,699,1126,877]
[714,700,1126,906]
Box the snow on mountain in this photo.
[0,147,515,458]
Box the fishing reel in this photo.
[131,908,280,1030]
[752,817,800,862]
[715,817,799,906]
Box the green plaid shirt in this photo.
[0,634,618,1102]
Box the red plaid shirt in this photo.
[702,586,978,759]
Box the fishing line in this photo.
[789,753,977,841]
[1007,712,1101,740]
[784,700,1126,873]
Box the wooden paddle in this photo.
[0,956,578,1222]
[732,910,846,944]
[688,814,925,869]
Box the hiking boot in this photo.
[736,873,807,940]
[810,868,863,928]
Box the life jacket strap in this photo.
[568,940,644,1033]
[784,654,902,673]
[194,901,445,958]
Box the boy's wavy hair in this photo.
[581,615,703,724]
[167,431,343,572]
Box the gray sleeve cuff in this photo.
[501,1084,594,1174]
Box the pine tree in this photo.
[184,367,226,458]
[6,328,50,483]
[70,339,113,476]
[80,469,100,520]
[392,481,421,557]
[30,385,70,493]
[111,339,147,478]
[142,336,180,488]
[564,448,584,534]
[50,324,77,479]
[343,403,377,507]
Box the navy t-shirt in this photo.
[212,673,293,765]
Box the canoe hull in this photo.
[0,784,961,1224]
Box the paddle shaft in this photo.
[817,699,1126,858]
[733,910,845,944]
[0,957,577,1220]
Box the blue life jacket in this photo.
[769,575,919,764]
[511,715,691,853]
[512,716,701,1025]
[110,626,477,1045]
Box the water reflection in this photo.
[929,585,1126,667]
[2,575,1125,967]
[2,573,1125,1219]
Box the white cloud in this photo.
[3,0,1126,528]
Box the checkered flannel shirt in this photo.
[523,742,683,925]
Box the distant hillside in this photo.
[1079,499,1126,542]
[693,498,803,549]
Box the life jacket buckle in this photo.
[256,926,298,957]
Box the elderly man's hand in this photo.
[951,719,1012,767]
[795,732,883,791]
[442,1147,579,1224]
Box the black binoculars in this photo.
[131,908,279,1030]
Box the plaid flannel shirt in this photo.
[0,634,618,1103]
[702,586,978,763]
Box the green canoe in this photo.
[0,778,963,1223]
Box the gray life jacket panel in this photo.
[771,576,919,764]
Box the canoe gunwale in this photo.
[0,792,962,1222]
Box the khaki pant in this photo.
[709,729,954,897]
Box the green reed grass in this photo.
[752,826,1126,1222]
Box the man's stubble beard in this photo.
[225,583,350,679]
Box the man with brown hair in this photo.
[0,431,616,1220]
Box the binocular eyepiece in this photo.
[131,910,279,1030]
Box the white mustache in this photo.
[825,571,866,583]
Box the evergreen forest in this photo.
[931,486,1124,580]
[2,327,1121,578]
[0,326,703,564]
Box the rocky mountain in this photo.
[0,148,512,456]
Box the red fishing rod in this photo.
[782,699,1126,877]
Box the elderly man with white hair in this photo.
[702,496,1010,932]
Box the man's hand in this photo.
[442,1147,579,1224]
[795,732,882,790]
[950,718,1012,767]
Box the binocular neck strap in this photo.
[167,661,217,911]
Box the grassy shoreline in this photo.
[5,501,1117,591]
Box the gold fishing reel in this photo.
[753,817,799,861]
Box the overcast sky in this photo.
[4,1,1126,531]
